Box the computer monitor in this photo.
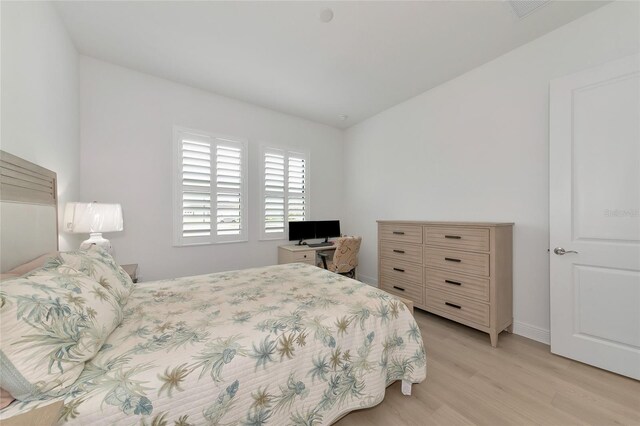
[288,221,316,245]
[315,220,341,242]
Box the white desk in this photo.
[278,243,336,266]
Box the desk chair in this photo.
[318,236,362,279]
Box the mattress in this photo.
[2,263,426,425]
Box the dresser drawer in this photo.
[425,288,490,327]
[425,247,489,277]
[425,268,490,302]
[380,258,422,284]
[379,240,423,264]
[425,226,490,252]
[379,224,423,244]
[380,277,423,305]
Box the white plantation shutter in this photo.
[264,152,286,234]
[261,147,309,239]
[215,142,244,238]
[287,155,307,222]
[174,128,247,245]
[181,137,212,238]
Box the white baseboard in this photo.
[358,274,377,286]
[513,320,550,345]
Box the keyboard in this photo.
[308,242,334,248]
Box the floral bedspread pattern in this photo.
[2,263,426,425]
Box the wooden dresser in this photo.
[378,221,513,347]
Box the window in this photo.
[173,127,247,246]
[261,146,309,240]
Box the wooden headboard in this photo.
[0,150,59,272]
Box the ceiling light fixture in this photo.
[319,8,334,23]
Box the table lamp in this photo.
[63,202,123,254]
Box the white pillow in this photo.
[47,246,134,306]
[0,266,122,401]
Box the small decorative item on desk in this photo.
[121,263,139,283]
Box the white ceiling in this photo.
[54,1,608,128]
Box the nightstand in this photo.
[121,263,139,283]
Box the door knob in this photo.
[553,247,579,255]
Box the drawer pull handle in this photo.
[445,235,462,239]
[393,286,405,292]
[445,302,462,309]
[445,257,461,263]
[393,267,405,272]
[445,279,462,286]
[392,231,405,235]
[393,249,405,254]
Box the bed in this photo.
[0,151,426,425]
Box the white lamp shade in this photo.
[63,202,124,234]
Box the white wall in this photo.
[343,2,640,343]
[1,1,80,250]
[79,57,344,280]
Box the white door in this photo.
[550,54,640,379]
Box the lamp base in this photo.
[79,233,113,255]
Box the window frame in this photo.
[172,126,248,247]
[259,144,310,241]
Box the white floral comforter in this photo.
[3,263,426,425]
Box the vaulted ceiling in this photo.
[55,1,608,128]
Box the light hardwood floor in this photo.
[336,309,640,426]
